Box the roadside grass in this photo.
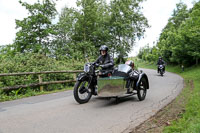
[164,66,200,133]
[0,86,73,102]
[134,59,200,133]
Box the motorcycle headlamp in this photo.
[84,64,91,73]
[159,65,163,68]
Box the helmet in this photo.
[125,60,134,68]
[159,57,162,59]
[99,45,108,52]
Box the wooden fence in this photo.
[0,70,83,92]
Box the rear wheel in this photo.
[73,80,92,104]
[137,77,147,101]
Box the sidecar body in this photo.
[97,64,149,99]
[98,76,126,97]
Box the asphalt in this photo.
[0,68,183,133]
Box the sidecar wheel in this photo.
[137,77,147,101]
[73,80,92,104]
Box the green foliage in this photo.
[53,0,111,61]
[0,52,83,95]
[0,0,149,100]
[136,59,200,133]
[109,0,149,58]
[179,1,200,65]
[11,0,148,61]
[0,86,73,102]
[164,65,200,133]
[52,7,78,60]
[53,0,148,61]
[138,1,200,66]
[138,45,159,63]
[14,0,57,54]
[156,2,190,64]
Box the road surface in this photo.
[0,68,183,133]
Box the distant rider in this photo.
[157,57,165,73]
[94,45,114,77]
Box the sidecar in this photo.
[97,64,149,101]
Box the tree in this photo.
[55,0,112,61]
[157,2,189,64]
[74,0,110,60]
[138,1,200,66]
[14,0,57,55]
[109,0,149,58]
[179,1,200,65]
[52,7,78,60]
[55,0,148,61]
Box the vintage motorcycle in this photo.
[158,64,164,76]
[73,63,149,104]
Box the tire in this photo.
[73,80,92,104]
[137,77,147,101]
[160,69,163,76]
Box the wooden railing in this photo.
[0,70,83,91]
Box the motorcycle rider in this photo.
[157,57,165,73]
[91,45,114,95]
[94,45,114,77]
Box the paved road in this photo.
[0,69,183,133]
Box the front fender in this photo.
[77,73,88,81]
[136,73,149,90]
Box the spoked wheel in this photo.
[73,80,92,104]
[137,77,147,101]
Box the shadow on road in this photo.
[93,96,138,107]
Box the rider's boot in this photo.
[93,86,98,95]
[126,88,132,94]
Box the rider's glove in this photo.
[99,64,105,68]
[129,71,138,80]
[95,63,100,67]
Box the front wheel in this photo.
[73,80,92,104]
[160,69,163,76]
[137,77,147,101]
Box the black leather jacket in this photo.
[95,54,114,71]
[157,59,165,65]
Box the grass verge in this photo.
[0,86,73,102]
[132,59,200,133]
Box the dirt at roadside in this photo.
[130,80,193,133]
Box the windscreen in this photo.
[117,64,132,73]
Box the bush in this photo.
[0,53,84,95]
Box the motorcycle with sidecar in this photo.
[73,63,149,104]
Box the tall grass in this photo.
[135,59,200,133]
[164,65,200,133]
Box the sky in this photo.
[0,0,195,56]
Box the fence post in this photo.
[73,73,77,81]
[38,75,44,91]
